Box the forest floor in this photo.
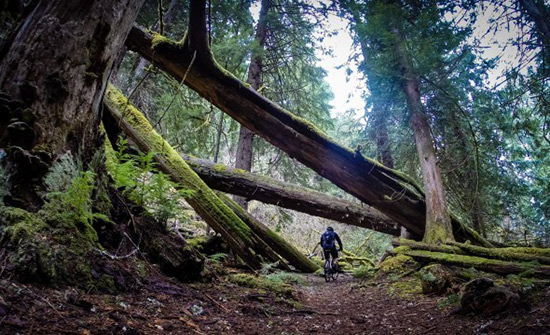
[1,268,549,335]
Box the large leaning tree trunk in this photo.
[104,85,319,272]
[124,0,490,247]
[233,0,271,210]
[0,0,148,286]
[0,0,143,209]
[180,154,400,235]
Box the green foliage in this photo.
[352,265,376,279]
[107,138,194,224]
[41,153,105,242]
[437,293,460,308]
[0,164,10,208]
[208,253,228,264]
[227,273,294,297]
[1,151,107,287]
[264,271,306,286]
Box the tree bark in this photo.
[392,24,454,244]
[0,0,144,210]
[123,0,491,247]
[234,0,271,210]
[181,154,400,236]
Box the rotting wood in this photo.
[182,155,399,236]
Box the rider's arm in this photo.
[336,233,343,250]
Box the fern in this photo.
[107,137,194,224]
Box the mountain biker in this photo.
[320,226,343,271]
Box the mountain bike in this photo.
[323,252,339,282]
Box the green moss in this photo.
[213,164,228,172]
[228,273,294,297]
[378,254,418,274]
[151,32,182,48]
[96,274,117,293]
[501,247,550,257]
[437,293,460,308]
[353,265,376,279]
[388,278,422,298]
[186,236,207,251]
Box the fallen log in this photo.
[392,238,465,255]
[104,85,283,270]
[105,86,317,272]
[124,3,490,247]
[215,192,319,273]
[391,247,550,278]
[393,239,550,265]
[182,155,400,236]
[447,241,550,265]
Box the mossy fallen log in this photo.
[447,241,550,265]
[182,155,399,236]
[391,247,550,278]
[341,250,376,267]
[216,192,319,273]
[124,20,492,247]
[392,238,465,255]
[104,85,277,270]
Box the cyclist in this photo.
[320,226,343,272]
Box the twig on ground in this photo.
[12,283,63,318]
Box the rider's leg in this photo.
[331,248,340,271]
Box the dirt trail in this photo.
[1,273,548,334]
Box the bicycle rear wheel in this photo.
[324,261,331,282]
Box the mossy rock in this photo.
[378,254,418,275]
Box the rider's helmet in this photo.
[327,226,334,231]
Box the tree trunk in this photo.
[519,0,550,71]
[0,0,143,210]
[216,192,319,272]
[0,0,145,287]
[372,104,394,169]
[180,154,400,236]
[234,0,271,210]
[394,29,454,243]
[104,85,311,271]
[123,0,491,247]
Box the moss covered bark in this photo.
[447,241,550,265]
[392,247,550,278]
[182,155,399,235]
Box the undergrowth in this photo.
[106,138,194,225]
